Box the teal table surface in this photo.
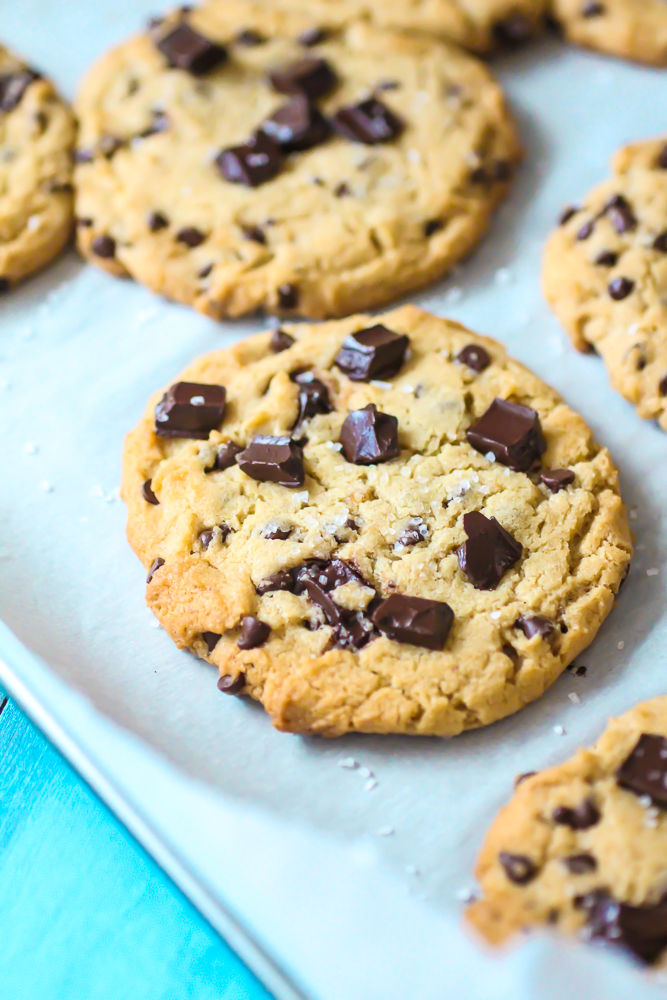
[0,689,274,1000]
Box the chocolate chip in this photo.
[99,135,123,157]
[277,283,299,309]
[604,194,637,234]
[260,523,292,540]
[541,468,575,493]
[297,27,327,46]
[91,235,116,259]
[256,570,294,594]
[654,232,667,253]
[218,672,246,695]
[340,403,399,465]
[148,211,169,232]
[563,853,597,875]
[198,264,213,279]
[582,1,605,16]
[609,276,634,300]
[467,398,546,472]
[498,852,538,885]
[516,615,556,640]
[493,13,532,45]
[140,110,170,138]
[376,79,401,91]
[559,205,579,225]
[154,381,226,439]
[142,479,159,505]
[216,131,282,188]
[335,181,350,197]
[457,511,522,590]
[269,57,337,100]
[424,219,443,236]
[146,557,164,583]
[577,889,667,965]
[242,224,266,245]
[262,94,330,152]
[334,325,409,382]
[0,69,40,113]
[372,594,453,650]
[176,226,205,247]
[156,22,227,75]
[0,277,9,294]
[515,771,537,787]
[270,328,295,353]
[235,28,265,46]
[595,249,618,267]
[74,148,94,164]
[291,371,333,429]
[199,529,215,549]
[237,616,271,650]
[208,440,242,471]
[657,145,667,170]
[616,733,667,808]
[552,797,600,830]
[291,560,377,650]
[332,98,403,145]
[457,344,491,373]
[660,375,667,396]
[77,218,93,228]
[237,436,305,487]
[202,631,221,653]
[397,518,428,548]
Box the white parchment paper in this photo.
[1,3,667,997]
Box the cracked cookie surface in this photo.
[122,305,631,737]
[544,138,667,433]
[0,44,75,289]
[551,0,667,67]
[468,696,667,966]
[74,0,521,320]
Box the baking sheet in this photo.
[2,2,667,997]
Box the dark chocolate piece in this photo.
[291,371,332,429]
[218,672,246,695]
[340,403,399,465]
[202,631,221,653]
[457,511,522,590]
[540,469,575,493]
[270,328,295,353]
[563,853,597,875]
[372,593,453,651]
[156,22,227,75]
[457,344,491,373]
[154,381,226,439]
[237,616,271,650]
[552,797,600,830]
[216,131,282,188]
[498,852,538,885]
[616,733,667,808]
[515,615,555,640]
[236,436,305,487]
[397,517,428,548]
[256,570,294,595]
[467,398,546,471]
[142,479,159,505]
[332,98,403,145]
[175,226,205,247]
[334,325,409,382]
[0,69,40,112]
[262,95,330,152]
[146,557,164,584]
[91,235,116,259]
[208,440,242,471]
[268,57,337,100]
[577,889,667,965]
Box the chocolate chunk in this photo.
[467,398,546,472]
[563,853,597,875]
[334,182,350,197]
[156,22,227,75]
[582,1,605,16]
[457,344,491,373]
[0,277,9,294]
[91,235,116,259]
[209,440,242,471]
[202,631,221,653]
[498,852,538,885]
[218,672,246,695]
[176,226,205,247]
[340,403,399,465]
[559,205,578,225]
[198,264,213,279]
[516,615,556,640]
[77,218,93,228]
[260,523,292,540]
[74,148,94,164]
[0,69,40,113]
[142,478,159,505]
[270,328,295,353]
[268,57,337,100]
[237,616,271,650]
[552,797,600,830]
[654,232,667,253]
[660,375,667,396]
[377,79,401,91]
[154,381,226,439]
[242,225,266,245]
[372,594,453,650]
[235,28,265,46]
[492,13,532,45]
[277,283,299,309]
[397,517,428,548]
[422,219,442,237]
[540,468,575,493]
[577,219,595,241]
[577,889,667,965]
[146,557,164,584]
[216,131,282,188]
[237,435,305,487]
[609,276,634,300]
[616,733,667,808]
[457,511,522,591]
[148,211,169,231]
[657,145,667,170]
[595,249,618,267]
[256,570,294,595]
[262,94,330,152]
[334,325,409,382]
[140,110,170,138]
[99,135,123,157]
[332,98,403,145]
[292,560,377,650]
[291,371,332,429]
[199,529,215,549]
[298,27,327,46]
[604,194,637,234]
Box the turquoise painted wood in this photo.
[0,691,273,1000]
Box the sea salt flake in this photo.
[39,480,53,493]
[339,757,358,769]
[485,451,496,463]
[370,380,392,390]
[358,766,373,779]
[364,778,378,792]
[568,692,581,705]
[445,286,463,305]
[377,826,394,837]
[406,865,420,876]
[618,640,625,650]
[456,886,477,904]
[325,441,343,451]
[23,442,38,455]
[553,725,566,736]
[494,267,511,286]
[647,568,660,577]
[489,610,502,620]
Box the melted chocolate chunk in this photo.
[202,631,221,653]
[498,852,538,885]
[563,853,597,875]
[467,398,546,471]
[262,95,330,152]
[457,344,491,373]
[604,194,637,234]
[256,570,294,595]
[269,57,337,100]
[609,276,634,300]
[332,98,403,145]
[334,325,409,382]
[458,511,522,590]
[0,69,40,112]
[577,889,667,965]
[616,733,667,808]
[176,226,205,247]
[552,797,600,830]
[146,557,164,584]
[541,468,575,493]
[209,440,242,471]
[142,478,159,505]
[339,404,399,465]
[199,529,215,549]
[372,594,453,650]
[148,211,169,232]
[216,131,282,188]
[292,560,377,650]
[155,382,225,439]
[516,615,556,640]
[236,436,305,487]
[237,615,270,650]
[277,283,299,309]
[156,22,227,75]
[291,371,332,429]
[91,235,116,259]
[218,672,246,695]
[397,517,428,548]
[270,328,295,353]
[595,249,618,267]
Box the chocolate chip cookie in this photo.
[74,0,521,320]
[0,44,75,290]
[121,305,632,737]
[544,138,667,432]
[550,0,667,66]
[468,696,667,966]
